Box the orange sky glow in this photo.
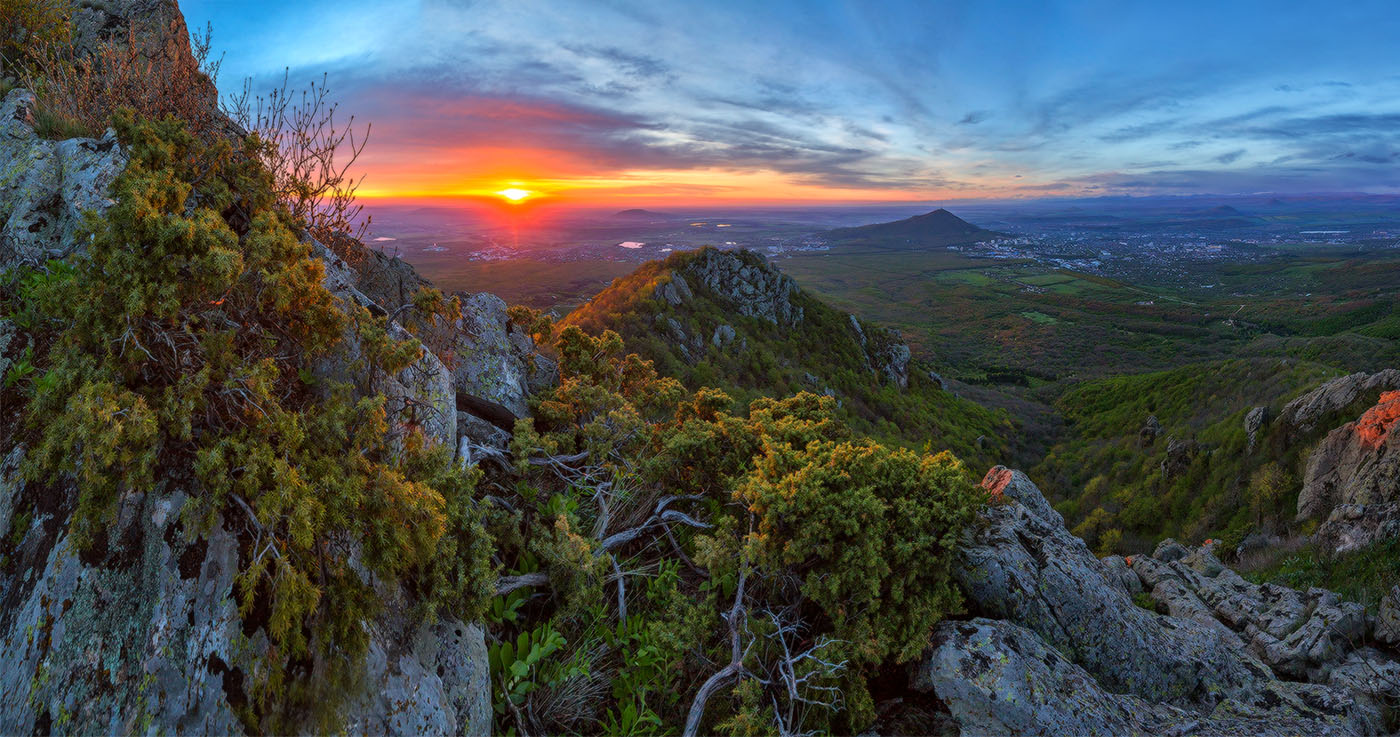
[355,158,1024,207]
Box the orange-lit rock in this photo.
[1298,387,1400,553]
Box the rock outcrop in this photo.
[1297,390,1400,551]
[0,453,491,736]
[1279,369,1400,438]
[1160,435,1199,479]
[919,467,1400,737]
[917,618,1359,737]
[1245,405,1269,452]
[0,90,128,269]
[450,292,546,419]
[1378,587,1400,647]
[1139,414,1162,445]
[319,237,556,436]
[677,248,802,326]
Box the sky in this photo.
[183,0,1400,205]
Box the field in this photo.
[775,244,1400,387]
[405,256,636,313]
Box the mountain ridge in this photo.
[827,208,1003,248]
[564,246,1016,464]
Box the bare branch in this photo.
[684,558,751,737]
[495,572,549,597]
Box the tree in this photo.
[1248,462,1294,531]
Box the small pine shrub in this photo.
[5,113,490,732]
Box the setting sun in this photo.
[496,187,533,202]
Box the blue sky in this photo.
[183,0,1400,202]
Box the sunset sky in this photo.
[185,0,1400,205]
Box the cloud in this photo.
[958,110,990,125]
[1214,149,1246,164]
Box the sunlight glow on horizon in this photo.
[496,187,534,202]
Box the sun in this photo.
[496,187,533,202]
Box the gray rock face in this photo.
[955,477,1275,710]
[1140,414,1162,445]
[981,465,1063,527]
[347,618,492,737]
[451,292,538,419]
[0,484,248,736]
[1297,389,1400,537]
[678,249,802,326]
[945,468,1394,736]
[875,340,911,388]
[1100,554,1143,595]
[1133,546,1368,681]
[0,318,16,389]
[1160,436,1199,479]
[0,456,491,737]
[1315,502,1400,556]
[1378,587,1400,648]
[314,240,457,451]
[1245,405,1269,452]
[1279,370,1400,438]
[711,323,736,348]
[653,273,692,306]
[1326,648,1400,735]
[326,236,434,314]
[914,619,1360,737]
[0,90,128,269]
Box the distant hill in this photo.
[1162,205,1264,229]
[563,247,1013,462]
[614,208,674,219]
[827,208,1003,248]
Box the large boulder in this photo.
[312,236,555,425]
[1160,435,1199,479]
[914,619,1361,737]
[1378,587,1400,647]
[1314,503,1400,556]
[1298,390,1400,536]
[1140,414,1163,445]
[981,465,1063,527]
[0,90,127,269]
[451,292,542,419]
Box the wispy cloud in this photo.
[184,0,1400,200]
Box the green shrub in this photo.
[0,0,73,82]
[6,113,490,731]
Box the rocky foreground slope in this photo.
[904,467,1400,737]
[0,67,541,733]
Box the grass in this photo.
[34,104,99,140]
[1020,310,1059,325]
[1244,537,1400,613]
